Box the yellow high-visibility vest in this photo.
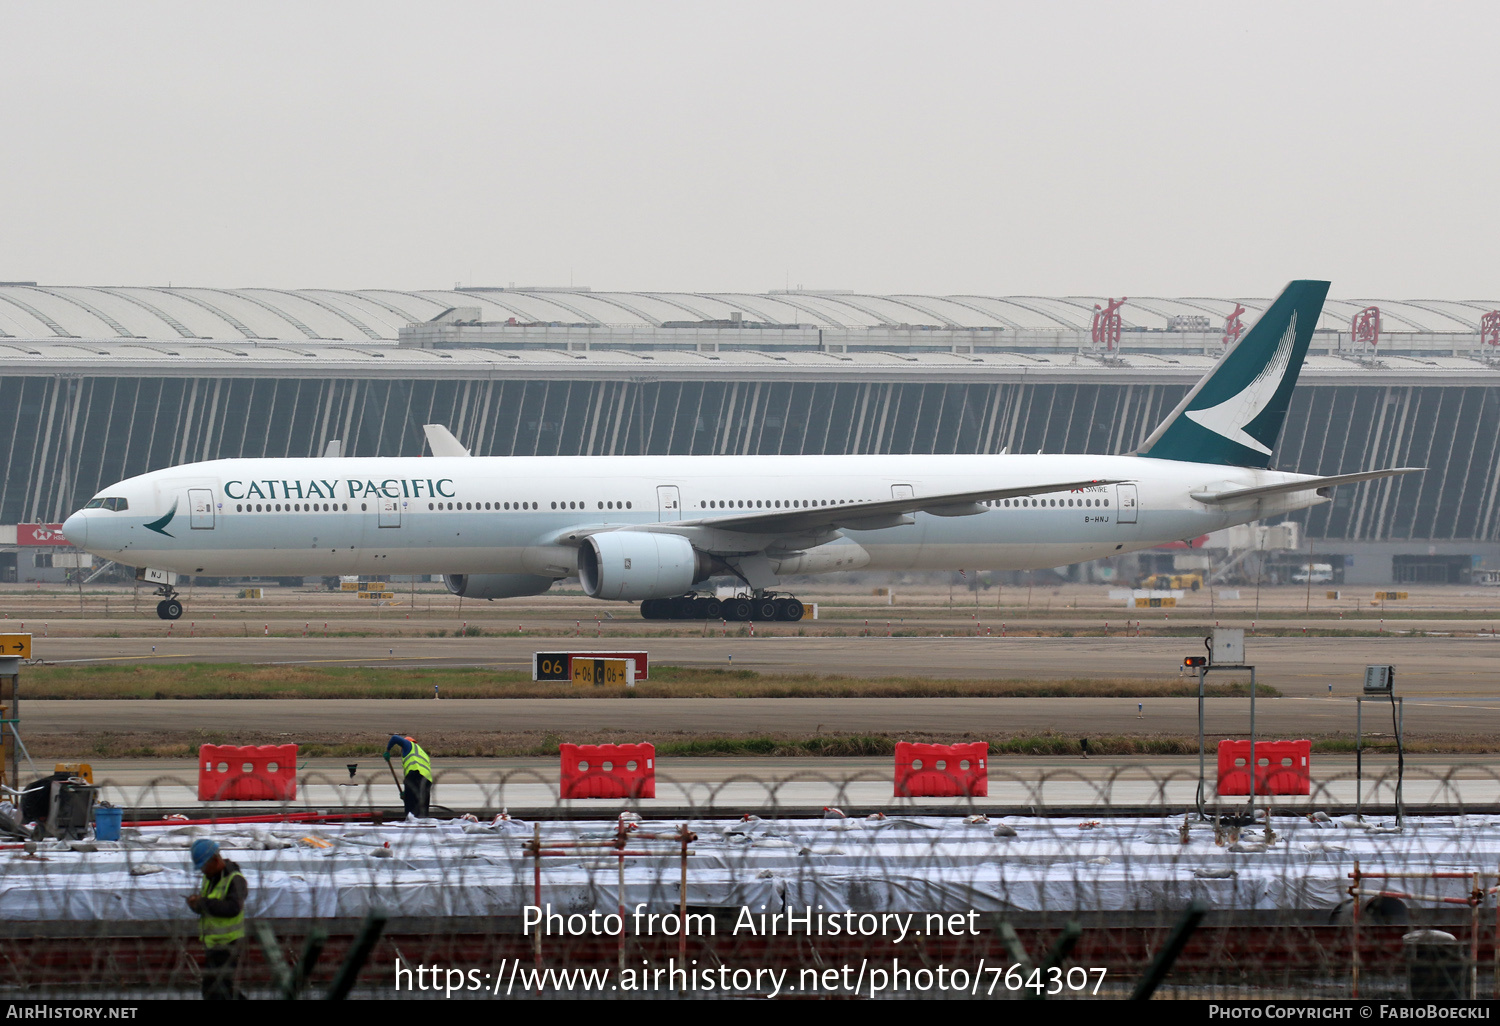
[198,869,245,948]
[403,741,433,782]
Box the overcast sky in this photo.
[2,2,1496,298]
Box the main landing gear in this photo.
[640,592,805,622]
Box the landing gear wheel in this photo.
[753,598,779,621]
[696,597,722,620]
[640,599,666,619]
[724,599,752,622]
[668,596,695,619]
[158,599,183,621]
[778,598,804,622]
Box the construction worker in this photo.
[186,838,246,1000]
[385,734,433,818]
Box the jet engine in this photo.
[577,531,713,601]
[443,573,556,600]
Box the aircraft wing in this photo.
[673,478,1125,534]
[1190,467,1422,504]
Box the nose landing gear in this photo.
[135,568,185,620]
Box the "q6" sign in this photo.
[533,652,571,681]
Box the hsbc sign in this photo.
[17,524,74,547]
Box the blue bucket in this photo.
[94,805,123,841]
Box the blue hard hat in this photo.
[190,838,220,870]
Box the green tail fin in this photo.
[1137,279,1330,468]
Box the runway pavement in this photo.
[30,634,1500,697]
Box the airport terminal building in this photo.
[1,283,1498,585]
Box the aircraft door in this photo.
[1116,484,1139,524]
[378,497,401,528]
[656,485,681,522]
[188,489,215,530]
[891,484,914,500]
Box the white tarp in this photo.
[1,812,1493,922]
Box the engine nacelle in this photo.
[444,573,555,600]
[578,531,711,601]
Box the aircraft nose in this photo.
[61,511,88,548]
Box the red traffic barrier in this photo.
[560,743,655,799]
[894,741,988,797]
[1216,739,1311,796]
[197,744,298,801]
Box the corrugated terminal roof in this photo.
[0,285,1495,339]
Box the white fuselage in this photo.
[63,453,1326,582]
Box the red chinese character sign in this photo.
[1091,297,1126,350]
[1222,303,1246,347]
[1482,311,1500,349]
[1351,306,1380,350]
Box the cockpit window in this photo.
[84,499,104,509]
[86,497,129,511]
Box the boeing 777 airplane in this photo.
[62,280,1418,621]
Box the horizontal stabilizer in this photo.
[1190,467,1423,504]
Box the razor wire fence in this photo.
[4,764,1500,999]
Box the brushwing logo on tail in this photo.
[1183,312,1298,456]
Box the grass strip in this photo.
[24,662,1278,700]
